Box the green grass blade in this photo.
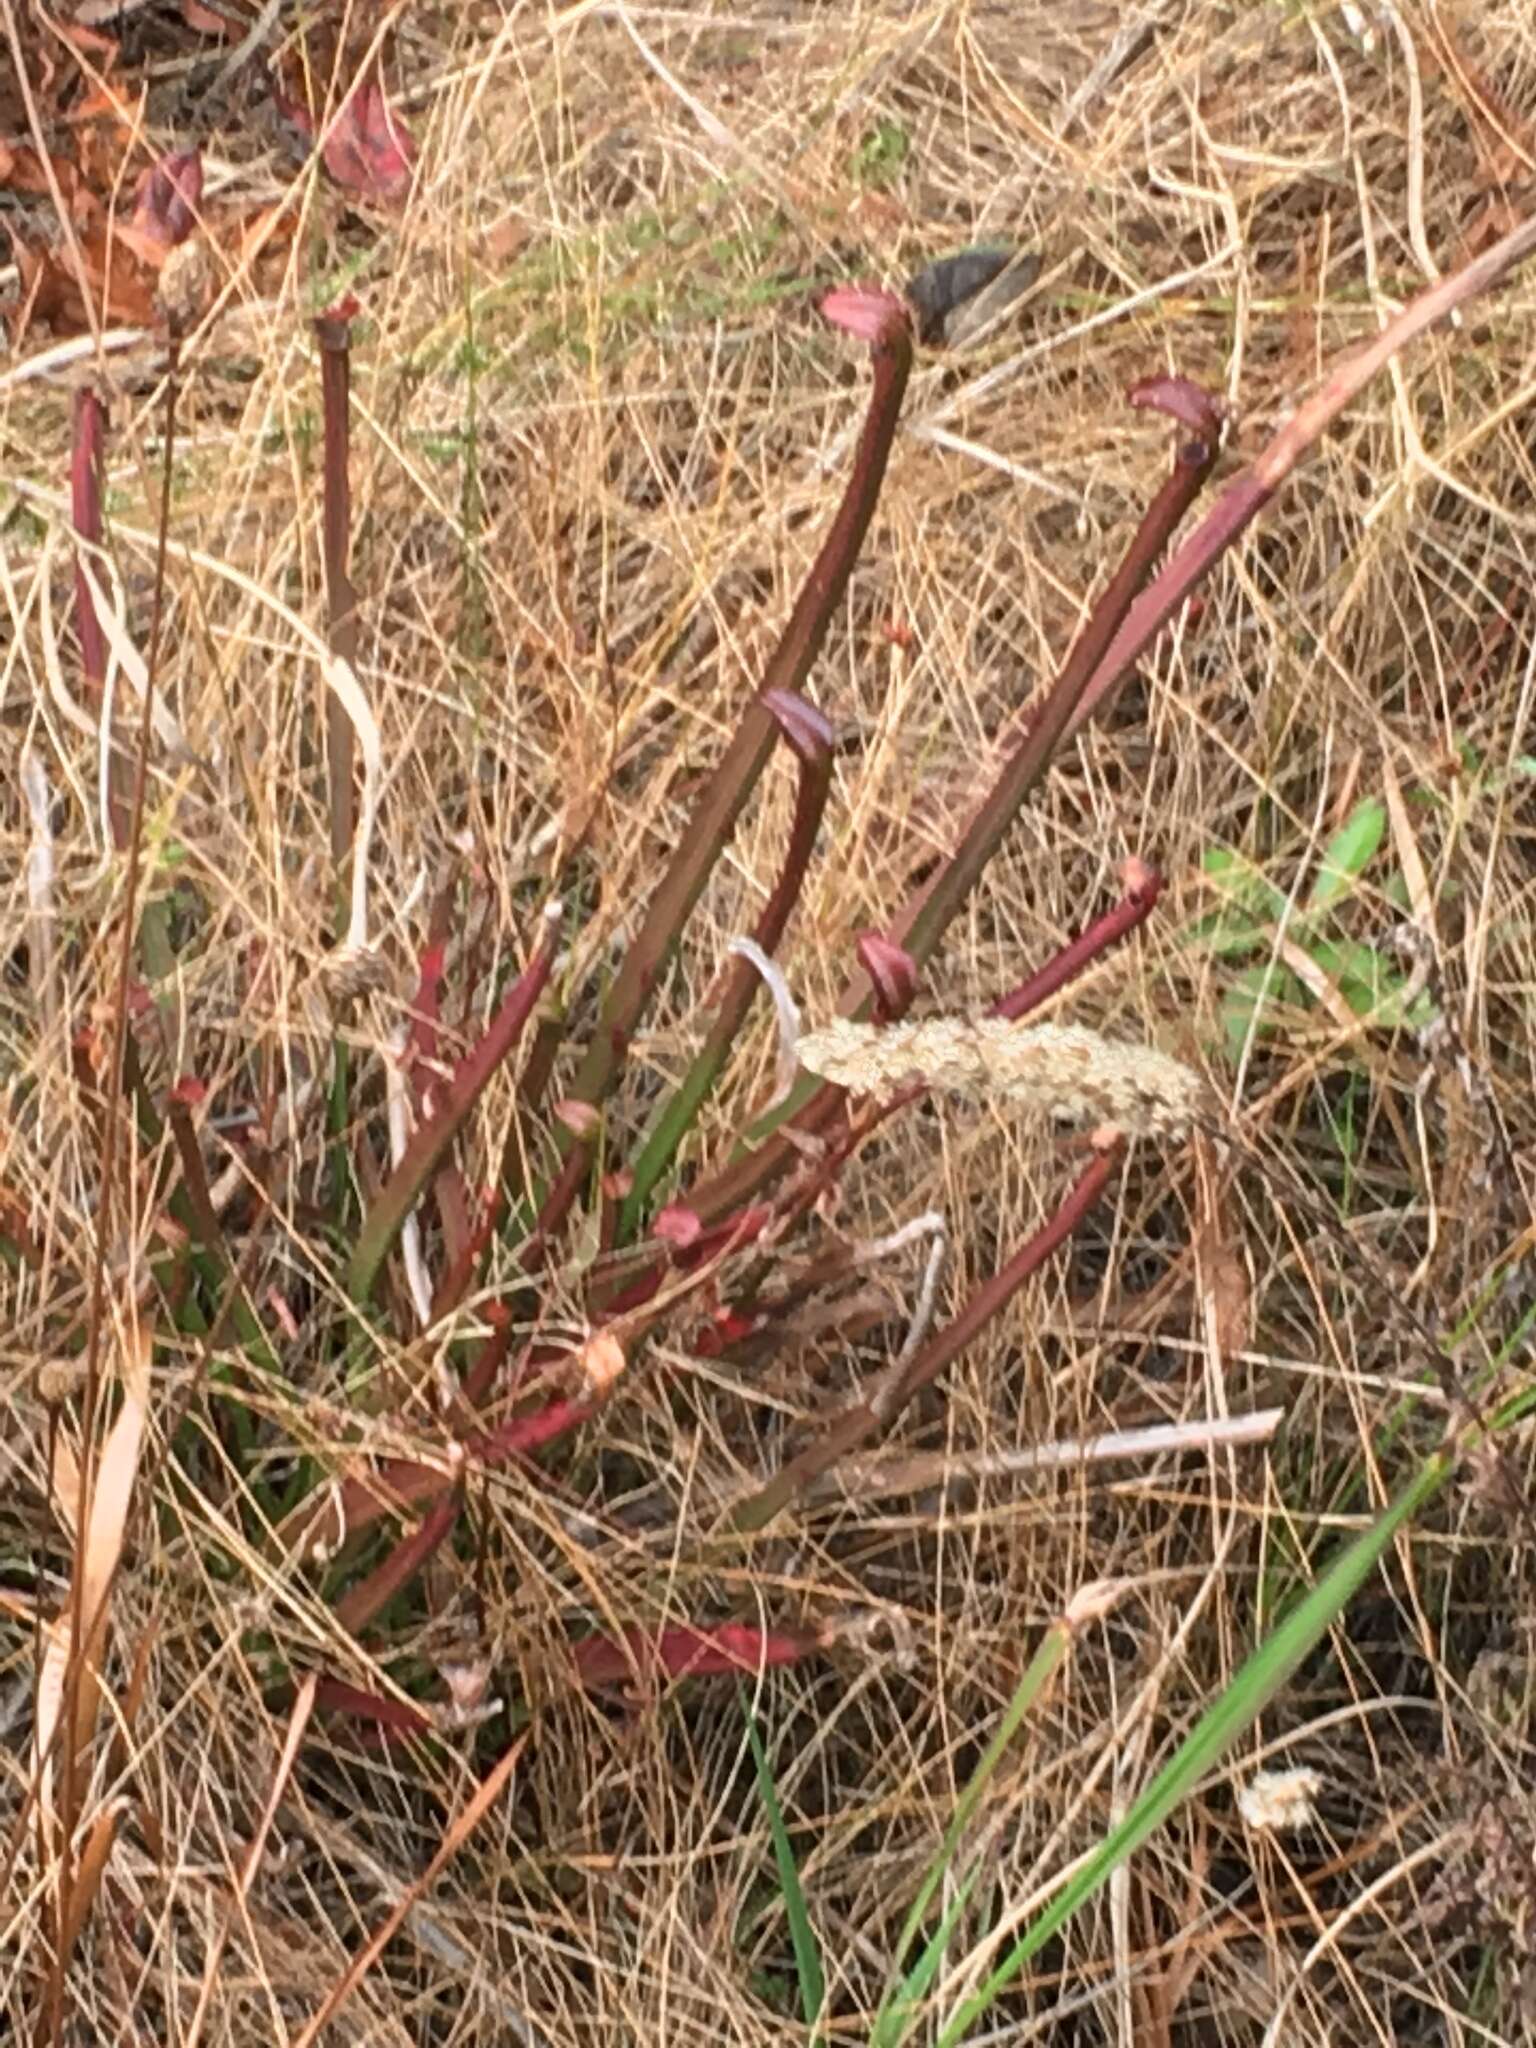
[933,1450,1453,2047]
[877,1873,980,2048]
[873,1604,1077,2042]
[742,1693,825,2031]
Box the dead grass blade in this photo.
[35,1314,152,1851]
[289,1732,528,2048]
[182,1674,317,2048]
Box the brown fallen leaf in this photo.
[6,144,208,337]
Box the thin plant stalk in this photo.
[686,213,1536,1227]
[52,344,182,2045]
[880,381,1219,990]
[618,691,835,1238]
[347,902,563,1304]
[730,1142,1122,1531]
[316,299,359,866]
[874,1585,1113,2045]
[554,294,913,1161]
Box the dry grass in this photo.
[4,1,1536,2041]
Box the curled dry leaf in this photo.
[572,1330,626,1398]
[905,245,1040,346]
[325,76,415,201]
[34,1317,152,1849]
[125,148,203,261]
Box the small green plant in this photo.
[1189,794,1438,1058]
[852,118,910,186]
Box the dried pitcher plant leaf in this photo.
[795,1016,1207,1139]
[34,1315,151,1850]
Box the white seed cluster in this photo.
[1238,1766,1322,1833]
[795,1016,1207,1139]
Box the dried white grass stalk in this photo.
[806,1405,1285,1508]
[33,1614,71,1856]
[849,1211,950,1424]
[796,1016,1207,1139]
[726,935,801,1099]
[74,551,189,759]
[181,1673,316,2048]
[96,628,116,859]
[0,327,150,396]
[21,748,58,1032]
[49,1424,84,1540]
[33,534,97,743]
[613,2,737,152]
[320,650,386,995]
[72,1319,150,1705]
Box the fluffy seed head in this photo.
[795,1016,1207,1139]
[1238,1766,1322,1833]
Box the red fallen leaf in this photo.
[70,219,158,325]
[0,144,98,226]
[572,1622,822,1689]
[126,148,203,262]
[68,79,136,133]
[323,74,415,202]
[0,141,54,197]
[8,239,78,340]
[276,70,415,203]
[9,167,169,335]
[169,1074,208,1106]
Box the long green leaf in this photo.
[931,1450,1452,2046]
[743,1694,825,2031]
